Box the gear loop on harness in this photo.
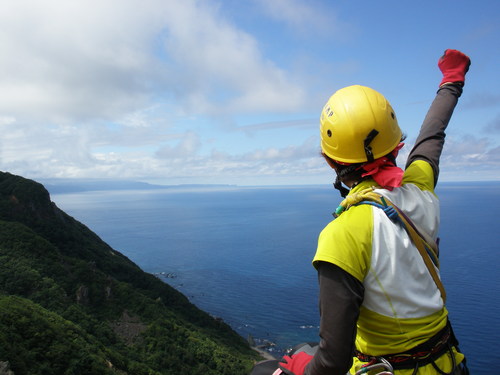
[355,356,394,375]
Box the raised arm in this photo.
[405,49,471,186]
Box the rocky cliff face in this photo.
[0,361,14,375]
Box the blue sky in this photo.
[0,0,498,186]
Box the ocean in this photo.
[50,182,500,374]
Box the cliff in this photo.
[0,171,258,374]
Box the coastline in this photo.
[252,346,277,360]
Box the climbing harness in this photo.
[355,321,456,370]
[355,321,469,374]
[334,186,446,302]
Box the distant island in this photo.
[39,178,237,194]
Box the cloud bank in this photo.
[0,0,498,184]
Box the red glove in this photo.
[438,49,471,87]
[279,351,313,375]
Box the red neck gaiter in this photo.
[359,143,405,190]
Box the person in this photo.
[277,49,471,375]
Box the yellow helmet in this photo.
[320,85,402,164]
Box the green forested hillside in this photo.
[0,171,259,374]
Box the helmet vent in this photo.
[391,112,395,119]
[327,129,332,137]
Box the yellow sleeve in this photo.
[403,160,436,193]
[313,205,373,282]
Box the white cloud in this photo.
[236,118,316,137]
[394,135,500,183]
[0,0,312,181]
[7,130,322,183]
[160,1,306,115]
[244,136,318,161]
[441,136,499,168]
[0,0,164,123]
[0,0,307,124]
[155,131,201,159]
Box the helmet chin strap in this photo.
[334,175,351,198]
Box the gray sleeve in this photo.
[405,84,463,186]
[305,262,364,375]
